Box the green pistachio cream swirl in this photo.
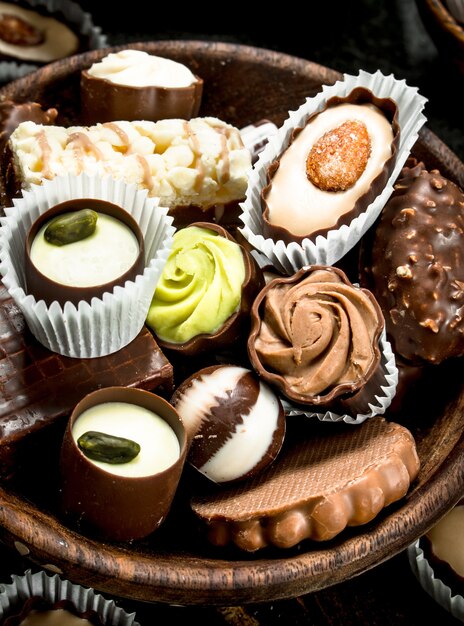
[147,226,245,343]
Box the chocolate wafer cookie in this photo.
[0,282,173,479]
[191,417,419,551]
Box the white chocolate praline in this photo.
[173,366,283,483]
[18,608,93,625]
[72,402,180,477]
[9,117,251,209]
[87,49,197,88]
[30,213,139,288]
[427,504,464,577]
[0,2,79,62]
[265,103,394,237]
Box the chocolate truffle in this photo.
[81,49,203,124]
[359,160,464,365]
[146,222,264,356]
[247,265,384,414]
[24,198,144,306]
[191,417,420,551]
[261,88,399,244]
[170,364,286,484]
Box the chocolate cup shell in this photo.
[153,221,265,357]
[59,386,188,543]
[261,87,400,245]
[80,70,203,124]
[25,198,145,307]
[247,264,384,411]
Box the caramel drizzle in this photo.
[103,122,132,154]
[208,122,233,184]
[37,130,53,180]
[136,154,154,192]
[66,132,103,173]
[183,121,205,193]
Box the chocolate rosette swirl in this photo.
[248,266,384,412]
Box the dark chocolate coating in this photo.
[153,222,265,357]
[360,161,464,365]
[0,282,174,480]
[60,386,188,542]
[25,198,145,306]
[80,69,203,124]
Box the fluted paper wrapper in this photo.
[0,0,107,84]
[0,570,140,625]
[282,328,398,424]
[239,69,428,275]
[408,540,464,622]
[0,173,174,358]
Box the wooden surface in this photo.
[0,41,463,610]
[416,0,464,75]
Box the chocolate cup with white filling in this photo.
[153,221,265,357]
[60,386,188,543]
[247,265,385,415]
[261,87,400,245]
[80,69,203,124]
[24,198,145,307]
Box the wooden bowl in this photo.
[0,40,464,607]
[416,0,464,75]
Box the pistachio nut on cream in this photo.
[147,226,245,343]
[253,268,382,398]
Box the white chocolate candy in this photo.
[0,1,79,63]
[171,365,285,484]
[72,402,180,477]
[265,103,394,237]
[427,503,464,577]
[9,117,251,210]
[30,212,139,288]
[87,49,197,88]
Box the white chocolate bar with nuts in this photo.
[8,117,251,209]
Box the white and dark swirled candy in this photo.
[170,364,285,484]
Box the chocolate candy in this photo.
[191,417,420,551]
[360,160,464,365]
[170,365,285,484]
[0,282,173,479]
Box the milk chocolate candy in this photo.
[191,417,420,551]
[247,265,385,415]
[360,160,464,365]
[0,282,173,479]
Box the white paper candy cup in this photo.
[0,173,174,358]
[239,69,428,275]
[408,540,464,622]
[0,569,140,625]
[0,0,107,84]
[282,327,398,424]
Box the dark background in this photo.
[1,0,463,624]
[79,0,463,161]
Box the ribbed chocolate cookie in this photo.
[191,417,419,551]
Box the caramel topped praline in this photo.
[261,87,399,244]
[248,265,384,412]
